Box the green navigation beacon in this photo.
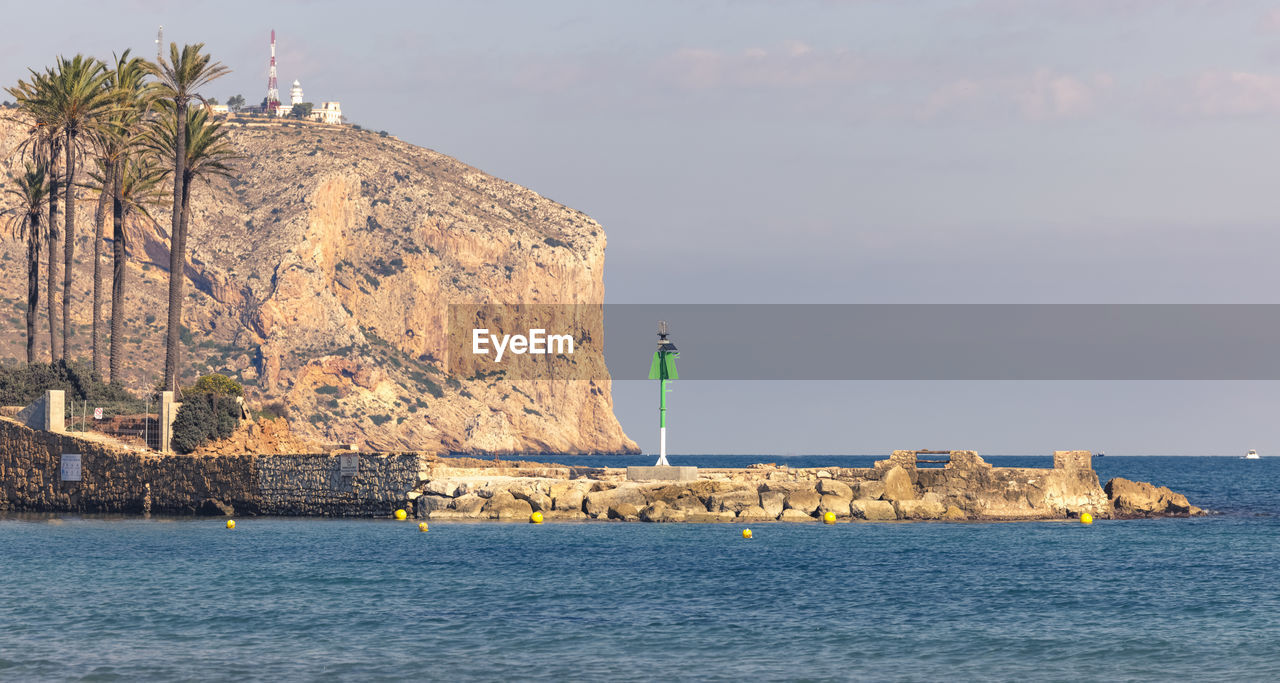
[648,321,679,466]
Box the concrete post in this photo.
[160,391,181,453]
[44,390,65,433]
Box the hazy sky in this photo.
[6,1,1280,454]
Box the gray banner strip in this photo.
[447,304,1280,380]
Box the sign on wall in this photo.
[60,453,82,482]
[339,453,358,478]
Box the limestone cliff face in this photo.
[0,115,637,454]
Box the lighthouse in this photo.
[649,321,679,466]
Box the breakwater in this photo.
[415,449,1127,522]
[1,417,1201,520]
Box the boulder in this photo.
[511,488,552,512]
[551,485,586,512]
[495,499,533,520]
[778,508,816,522]
[708,488,761,513]
[736,505,772,522]
[851,499,897,521]
[416,495,452,514]
[484,491,534,520]
[817,479,854,498]
[759,490,786,519]
[609,503,641,521]
[584,485,647,517]
[1105,477,1203,517]
[640,501,676,523]
[451,493,487,516]
[423,479,460,497]
[818,494,851,517]
[942,505,967,521]
[784,488,822,514]
[881,466,916,502]
[895,499,946,520]
[856,480,885,500]
[670,494,710,513]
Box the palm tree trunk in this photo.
[62,134,77,363]
[27,217,40,365]
[164,100,188,392]
[47,145,62,363]
[92,161,112,378]
[109,161,126,385]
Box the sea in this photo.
[1,455,1277,681]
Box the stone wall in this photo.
[256,452,422,516]
[0,417,421,516]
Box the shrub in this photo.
[0,360,136,406]
[189,373,243,398]
[171,393,242,454]
[256,401,287,420]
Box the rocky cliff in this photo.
[0,115,637,454]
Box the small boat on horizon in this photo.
[1245,449,1261,460]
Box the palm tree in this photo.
[147,43,229,391]
[2,163,51,363]
[86,156,166,383]
[6,71,64,362]
[45,55,113,361]
[147,104,239,229]
[88,50,149,377]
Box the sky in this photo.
[5,0,1280,454]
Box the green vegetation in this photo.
[188,372,243,397]
[0,359,136,406]
[170,373,242,454]
[4,42,229,395]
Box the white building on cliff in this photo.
[271,80,343,124]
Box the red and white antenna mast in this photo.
[266,29,280,113]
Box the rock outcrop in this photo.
[0,115,637,455]
[1105,477,1205,517]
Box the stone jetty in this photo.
[412,449,1203,522]
[2,416,1204,520]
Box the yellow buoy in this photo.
[394,509,407,521]
[225,519,235,530]
[418,522,429,532]
[530,511,544,524]
[823,511,837,524]
[742,528,753,539]
[1080,512,1094,525]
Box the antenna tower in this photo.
[266,29,280,113]
[155,25,163,62]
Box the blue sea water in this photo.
[2,456,1278,681]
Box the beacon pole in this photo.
[649,321,679,466]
